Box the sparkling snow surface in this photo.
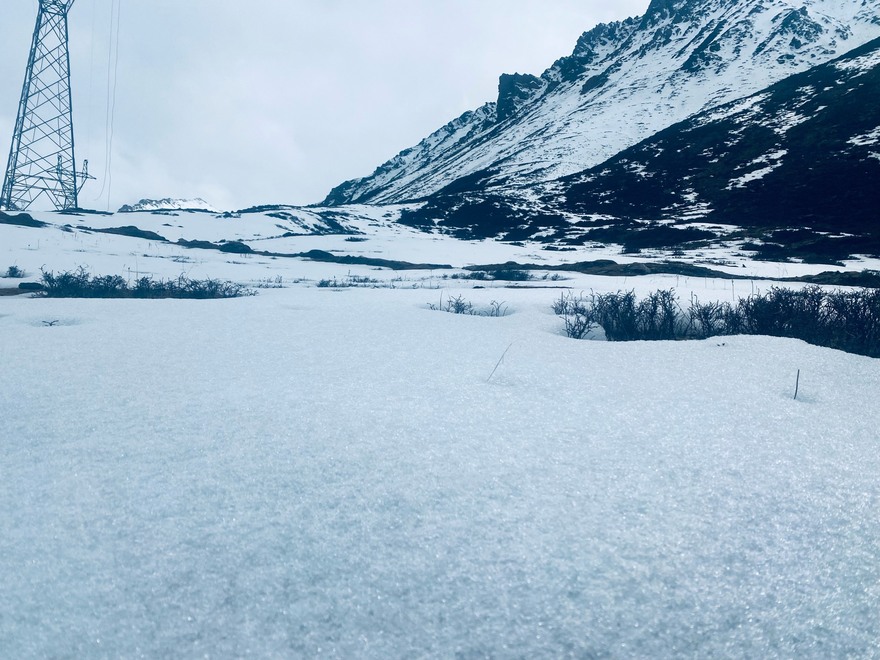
[2,212,880,657]
[2,290,880,658]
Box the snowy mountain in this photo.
[397,37,880,260]
[323,0,880,206]
[556,36,880,235]
[118,198,221,213]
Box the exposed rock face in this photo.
[496,74,545,121]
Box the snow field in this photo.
[1,287,879,658]
[5,211,879,295]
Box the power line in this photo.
[94,0,121,209]
[107,0,121,211]
[84,0,98,163]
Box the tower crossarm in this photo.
[41,1,76,14]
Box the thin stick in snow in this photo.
[794,369,801,400]
[487,342,515,383]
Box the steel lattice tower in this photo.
[2,0,89,212]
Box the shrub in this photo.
[255,276,286,289]
[316,275,380,288]
[553,292,595,339]
[429,295,509,317]
[554,286,880,358]
[486,300,509,317]
[632,289,681,340]
[5,265,25,278]
[445,294,474,315]
[688,298,728,339]
[450,269,532,282]
[491,269,533,282]
[38,267,254,299]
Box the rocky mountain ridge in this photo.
[396,36,880,261]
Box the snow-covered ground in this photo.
[4,206,879,286]
[2,209,879,657]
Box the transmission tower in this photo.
[2,0,92,212]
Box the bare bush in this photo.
[486,300,509,317]
[445,294,475,315]
[555,292,595,339]
[429,295,510,318]
[688,297,728,339]
[554,285,880,358]
[39,267,254,299]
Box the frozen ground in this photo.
[3,206,880,289]
[1,209,879,657]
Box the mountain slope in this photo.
[556,35,880,235]
[392,37,880,263]
[324,0,880,206]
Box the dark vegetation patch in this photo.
[466,259,880,288]
[236,204,299,214]
[177,238,220,251]
[479,268,533,282]
[740,231,880,264]
[311,212,359,235]
[266,211,298,221]
[466,259,744,280]
[0,211,45,228]
[38,268,254,299]
[218,241,253,254]
[583,224,717,251]
[58,208,113,216]
[797,270,880,288]
[448,269,534,282]
[316,275,380,288]
[79,225,168,242]
[174,240,451,270]
[294,249,451,271]
[176,239,252,253]
[398,195,569,241]
[555,287,880,358]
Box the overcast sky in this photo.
[1,0,648,211]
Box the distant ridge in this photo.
[118,198,220,214]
